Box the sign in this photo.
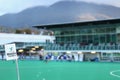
[5,44,18,60]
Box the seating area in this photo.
[44,42,120,50]
[1,42,120,51]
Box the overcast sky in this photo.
[0,0,120,16]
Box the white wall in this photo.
[0,33,55,45]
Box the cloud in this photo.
[0,0,59,15]
[0,0,119,16]
[77,0,120,7]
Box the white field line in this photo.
[110,70,120,78]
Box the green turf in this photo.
[0,60,120,80]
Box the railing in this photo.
[1,43,120,51]
[44,43,120,50]
[0,42,48,51]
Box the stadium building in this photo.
[0,33,55,60]
[0,19,120,62]
[34,19,120,62]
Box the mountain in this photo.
[0,1,120,28]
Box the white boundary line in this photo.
[110,70,120,78]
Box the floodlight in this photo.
[31,48,36,50]
[41,48,44,51]
[35,46,39,48]
[30,50,34,53]
[91,51,96,54]
[18,49,24,53]
[78,51,82,54]
[66,51,71,54]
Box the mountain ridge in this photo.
[0,1,120,28]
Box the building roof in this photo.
[34,19,120,29]
[0,33,55,45]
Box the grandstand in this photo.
[0,19,120,62]
[34,19,120,62]
[1,19,120,80]
[0,33,55,60]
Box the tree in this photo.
[15,29,22,34]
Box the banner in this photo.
[5,44,18,60]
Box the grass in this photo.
[0,60,120,80]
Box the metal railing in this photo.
[44,43,120,50]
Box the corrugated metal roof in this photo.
[34,18,120,29]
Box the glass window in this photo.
[100,35,106,43]
[88,35,93,43]
[87,29,92,33]
[93,35,99,43]
[55,31,59,35]
[106,34,111,43]
[111,34,116,43]
[106,28,111,33]
[94,28,106,33]
[111,28,116,33]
